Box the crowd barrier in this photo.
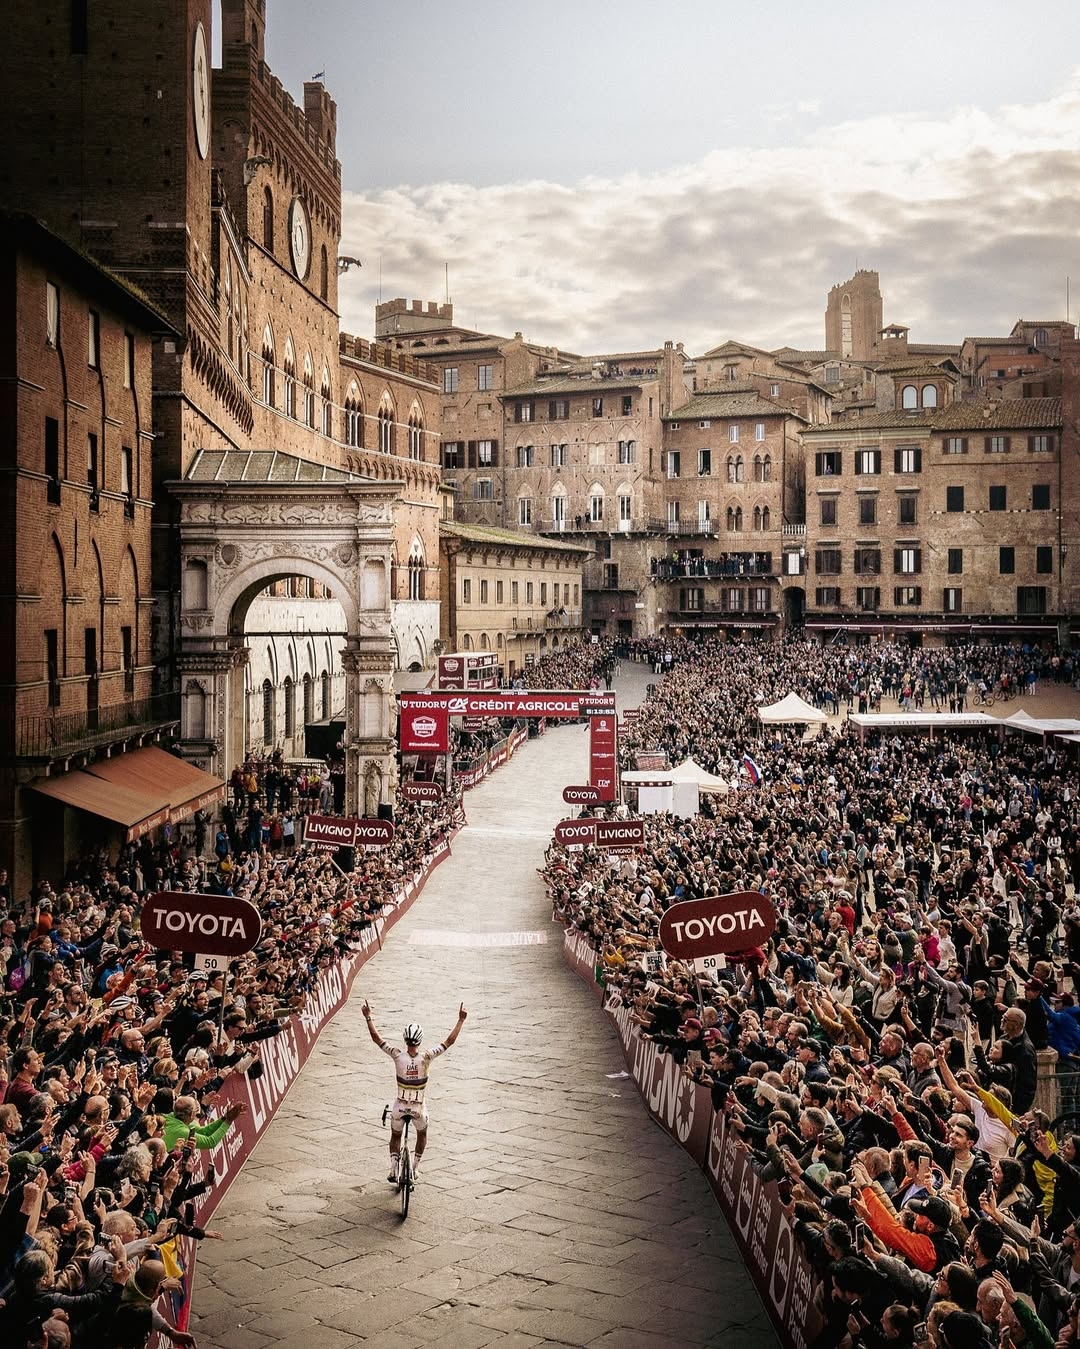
[454,725,529,789]
[151,835,454,1343]
[562,928,824,1349]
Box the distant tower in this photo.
[825,270,883,361]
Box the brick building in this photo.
[3,0,444,850]
[656,389,807,636]
[0,214,187,887]
[800,397,1066,642]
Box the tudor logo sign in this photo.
[658,891,777,960]
[142,892,262,957]
[562,785,600,805]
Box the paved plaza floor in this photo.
[193,661,778,1348]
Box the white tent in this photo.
[757,692,828,724]
[1004,710,1080,735]
[669,758,730,795]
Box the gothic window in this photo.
[263,187,274,251]
[283,338,296,418]
[262,325,275,406]
[321,364,332,436]
[344,383,362,446]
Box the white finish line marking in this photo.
[409,930,549,948]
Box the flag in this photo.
[742,754,763,785]
[158,1236,191,1331]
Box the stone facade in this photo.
[800,398,1065,640]
[439,523,589,676]
[825,269,884,362]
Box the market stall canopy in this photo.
[669,758,731,794]
[757,692,828,724]
[848,712,996,731]
[1003,710,1080,735]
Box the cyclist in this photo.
[361,999,467,1182]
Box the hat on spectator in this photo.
[8,1152,39,1182]
[681,1018,703,1032]
[939,1311,990,1349]
[909,1195,952,1229]
[703,1028,725,1045]
[100,944,120,958]
[1026,979,1046,995]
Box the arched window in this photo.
[303,673,314,725]
[762,454,772,482]
[263,187,274,251]
[735,455,744,482]
[320,245,328,301]
[344,385,362,446]
[262,325,275,406]
[262,679,275,744]
[321,365,332,436]
[223,259,234,360]
[283,338,296,419]
[901,384,918,409]
[303,352,315,428]
[283,676,295,738]
[408,549,424,600]
[753,505,763,531]
[726,506,735,531]
[588,484,604,522]
[734,506,743,531]
[321,671,331,718]
[753,454,762,482]
[761,505,770,531]
[727,455,738,484]
[1034,328,1049,348]
[921,384,938,408]
[378,402,394,454]
[408,407,423,461]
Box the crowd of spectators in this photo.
[0,637,616,1348]
[0,782,464,1347]
[545,636,1080,1349]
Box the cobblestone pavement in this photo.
[193,662,778,1349]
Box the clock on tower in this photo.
[289,196,311,280]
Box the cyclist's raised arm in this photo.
[361,1000,383,1045]
[443,1002,467,1048]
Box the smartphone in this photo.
[687,1049,702,1069]
[853,1221,867,1248]
[914,1323,928,1344]
[951,1169,963,1188]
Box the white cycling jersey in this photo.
[379,1040,447,1104]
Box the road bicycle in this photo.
[970,687,995,708]
[381,1104,415,1218]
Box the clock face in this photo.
[289,197,311,280]
[192,22,210,160]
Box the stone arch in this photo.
[218,557,359,641]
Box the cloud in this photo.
[338,77,1080,355]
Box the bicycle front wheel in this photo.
[399,1147,411,1218]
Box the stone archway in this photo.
[170,449,404,814]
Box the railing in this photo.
[536,517,647,534]
[782,523,807,537]
[18,693,181,758]
[654,554,774,580]
[669,602,776,618]
[544,609,583,628]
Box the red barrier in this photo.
[561,928,823,1349]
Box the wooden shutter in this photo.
[489,440,499,467]
[549,400,557,419]
[467,440,477,468]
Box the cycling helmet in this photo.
[403,1023,423,1046]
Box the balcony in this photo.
[536,516,646,534]
[782,523,807,538]
[654,553,775,581]
[654,519,719,537]
[18,693,181,759]
[544,608,583,628]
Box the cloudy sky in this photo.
[261,0,1080,356]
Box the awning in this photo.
[84,746,224,823]
[29,771,170,840]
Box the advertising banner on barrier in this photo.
[560,928,823,1349]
